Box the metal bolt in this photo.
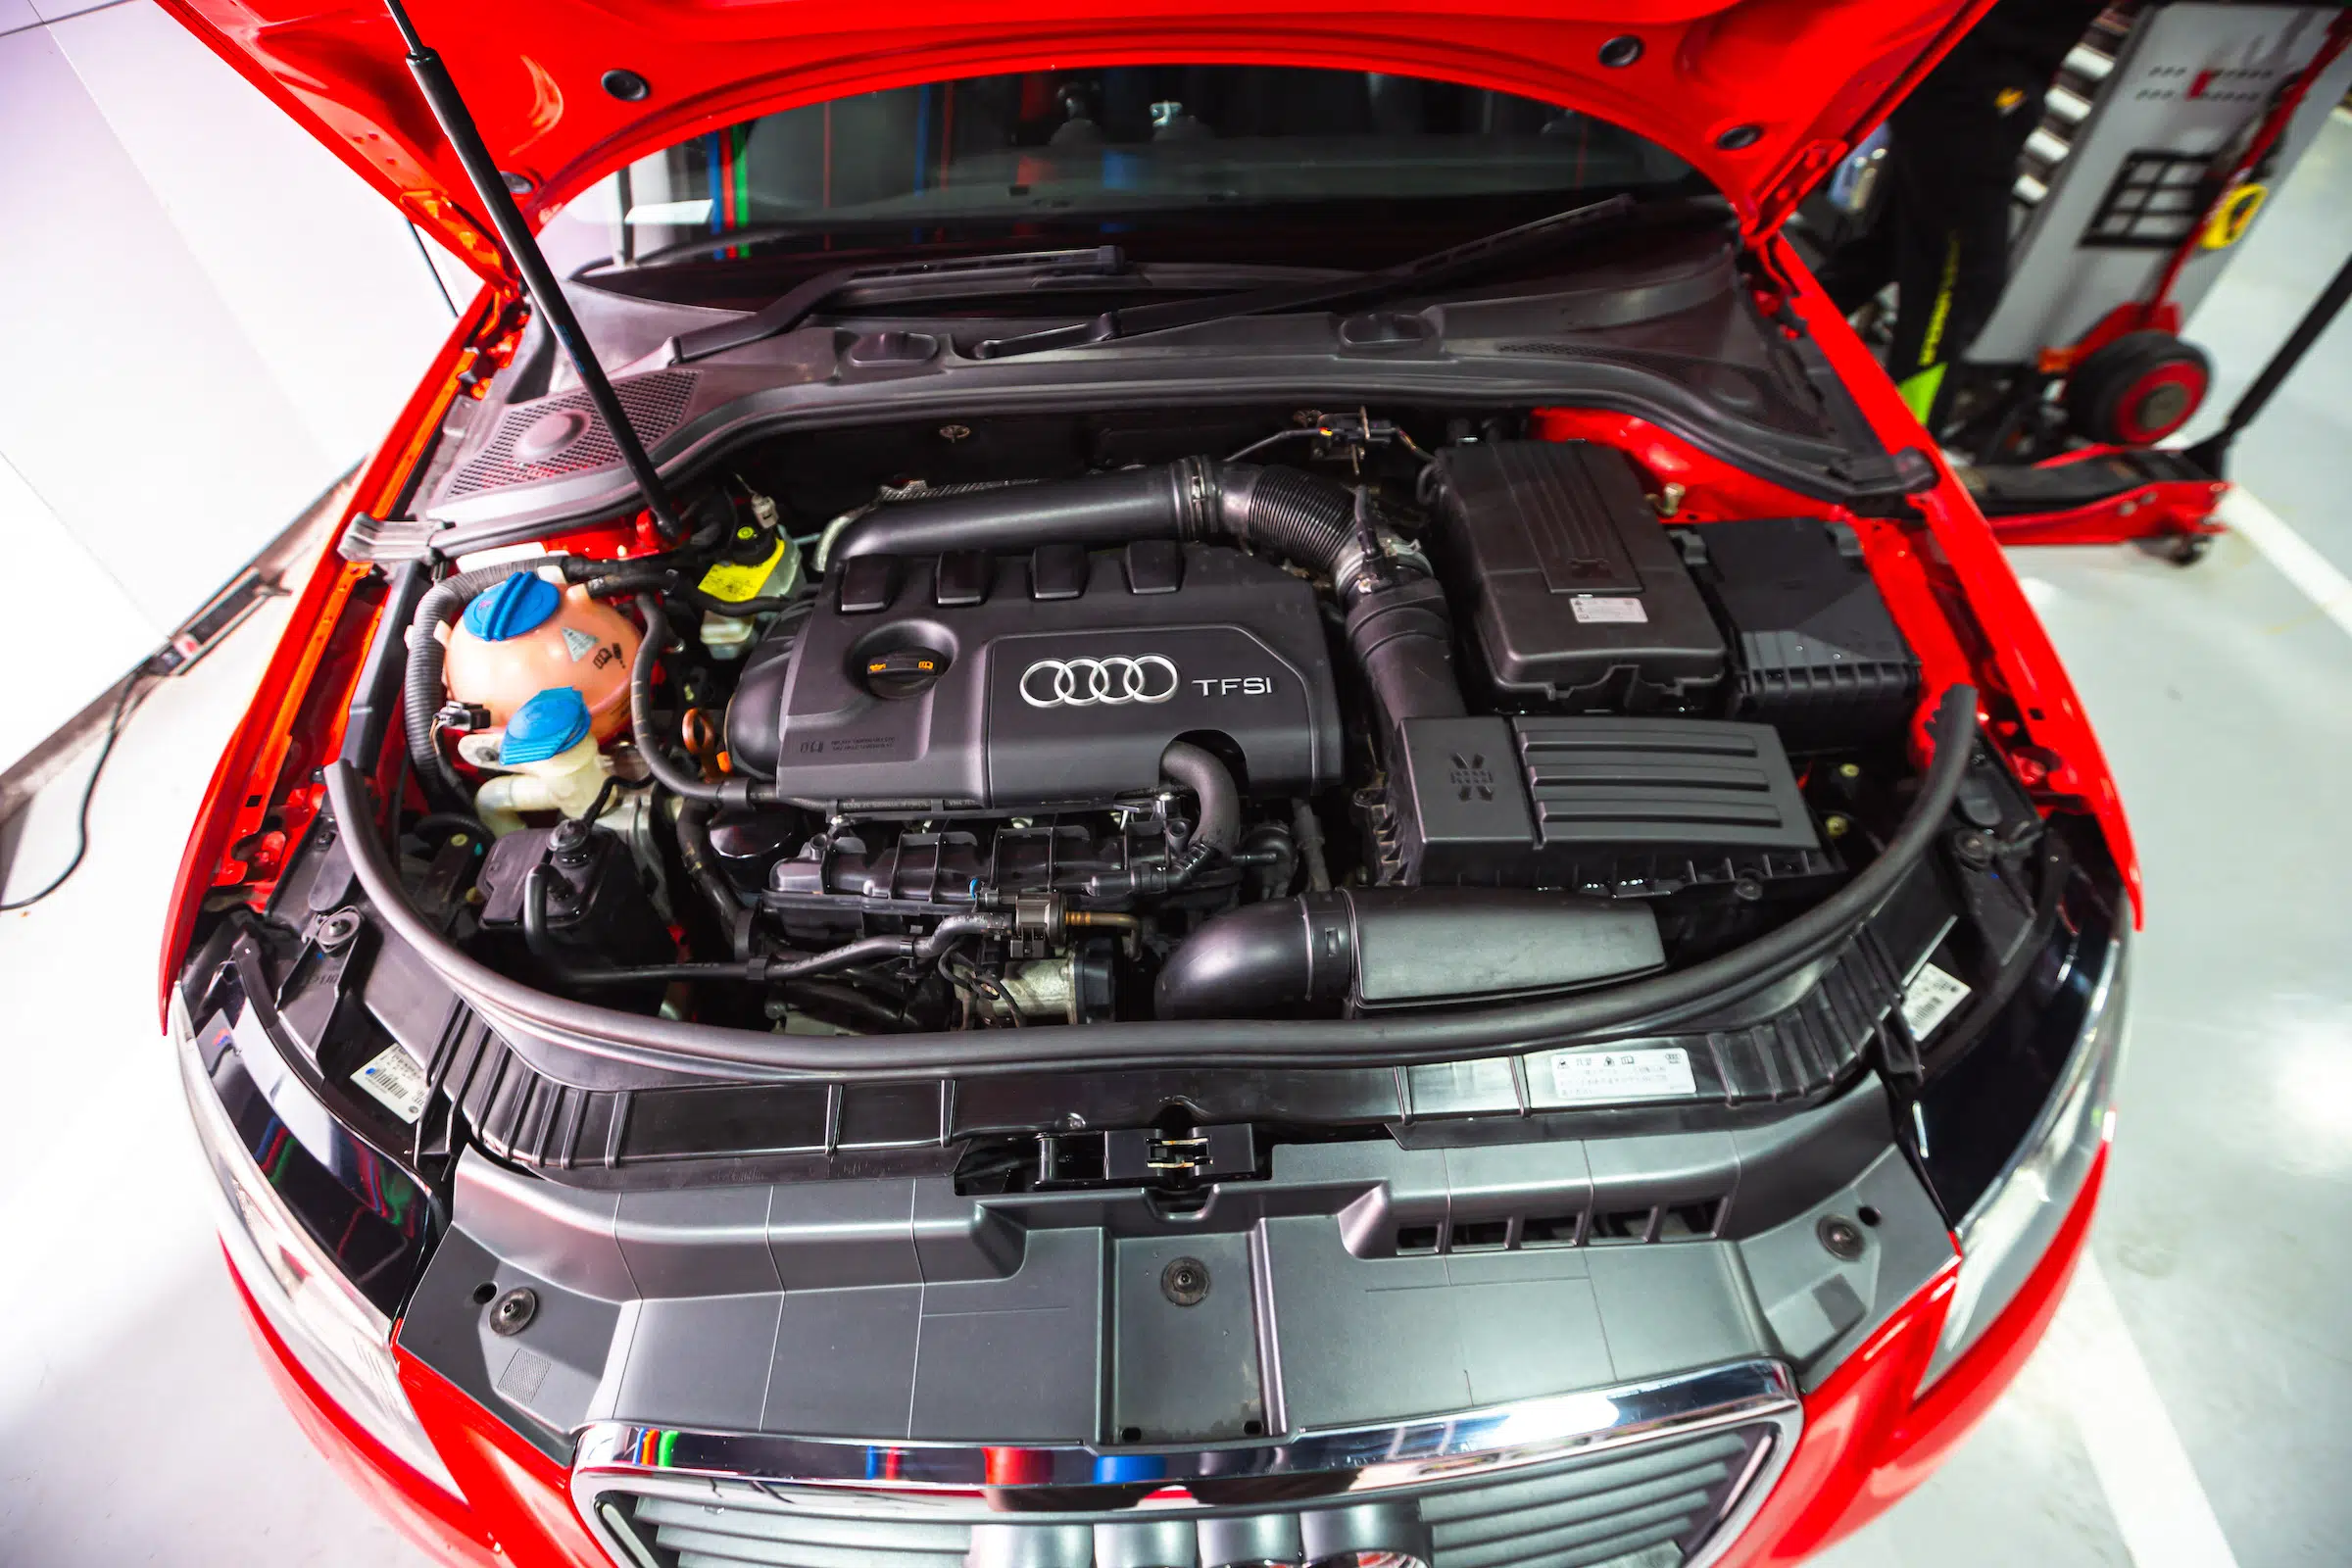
[1951,829,1995,870]
[1838,762,1861,780]
[488,1287,539,1337]
[1823,813,1851,840]
[1817,1216,1866,1262]
[1161,1257,1211,1306]
[316,909,364,952]
[1733,875,1764,903]
[939,422,972,442]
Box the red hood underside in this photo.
[162,0,1993,284]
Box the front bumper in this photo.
[182,885,2126,1568]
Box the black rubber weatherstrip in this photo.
[318,684,1976,1082]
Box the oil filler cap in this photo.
[501,687,592,764]
[463,573,563,641]
[863,647,950,699]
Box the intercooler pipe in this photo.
[402,556,570,809]
[826,458,1466,735]
[1154,888,1667,1019]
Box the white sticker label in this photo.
[1900,961,1972,1043]
[352,1044,430,1124]
[1570,596,1647,624]
[561,626,599,662]
[1551,1047,1697,1103]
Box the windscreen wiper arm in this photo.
[671,246,1129,364]
[973,192,1636,361]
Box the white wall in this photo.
[0,0,468,770]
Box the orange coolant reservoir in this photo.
[442,571,640,737]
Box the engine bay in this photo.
[400,406,1934,1035]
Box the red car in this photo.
[164,2,2130,1565]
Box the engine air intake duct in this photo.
[1153,887,1665,1018]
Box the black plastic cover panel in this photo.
[1685,516,1920,747]
[1396,714,1827,892]
[726,545,1341,809]
[1433,440,1725,710]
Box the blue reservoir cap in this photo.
[462,572,562,641]
[500,687,592,765]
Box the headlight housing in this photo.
[172,987,461,1494]
[1919,922,2127,1390]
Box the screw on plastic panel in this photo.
[602,69,651,102]
[1161,1257,1211,1306]
[316,908,364,952]
[489,1287,539,1336]
[1599,34,1644,67]
[1817,1215,1866,1261]
[1717,123,1764,151]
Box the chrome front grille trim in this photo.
[571,1357,1801,1567]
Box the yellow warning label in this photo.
[698,538,787,603]
[2201,183,2267,250]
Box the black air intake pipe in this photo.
[1154,889,1665,1018]
[827,457,1465,732]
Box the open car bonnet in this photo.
[164,0,1994,283]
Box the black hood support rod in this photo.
[383,0,684,538]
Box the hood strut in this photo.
[384,0,684,537]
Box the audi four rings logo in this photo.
[1020,655,1181,708]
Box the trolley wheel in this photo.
[2065,331,2213,447]
[2168,533,2216,566]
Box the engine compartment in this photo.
[401,407,1932,1035]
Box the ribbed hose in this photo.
[403,557,567,808]
[1213,464,1361,587]
[828,458,1372,589]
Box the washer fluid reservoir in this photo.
[443,570,640,737]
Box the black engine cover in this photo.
[727,543,1342,809]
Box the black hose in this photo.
[322,684,1980,1078]
[675,800,747,923]
[402,557,568,808]
[521,862,760,986]
[1158,740,1239,883]
[827,457,1379,592]
[572,560,801,616]
[825,458,1459,761]
[629,594,811,809]
[629,594,728,803]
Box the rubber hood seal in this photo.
[321,686,1975,1081]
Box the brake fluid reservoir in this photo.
[697,517,804,661]
[443,571,640,736]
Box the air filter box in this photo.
[1680,517,1920,747]
[1431,441,1725,711]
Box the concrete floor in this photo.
[3,117,2347,1568]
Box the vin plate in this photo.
[352,1043,430,1123]
[1551,1047,1697,1103]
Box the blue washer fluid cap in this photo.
[462,571,562,641]
[500,687,592,765]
